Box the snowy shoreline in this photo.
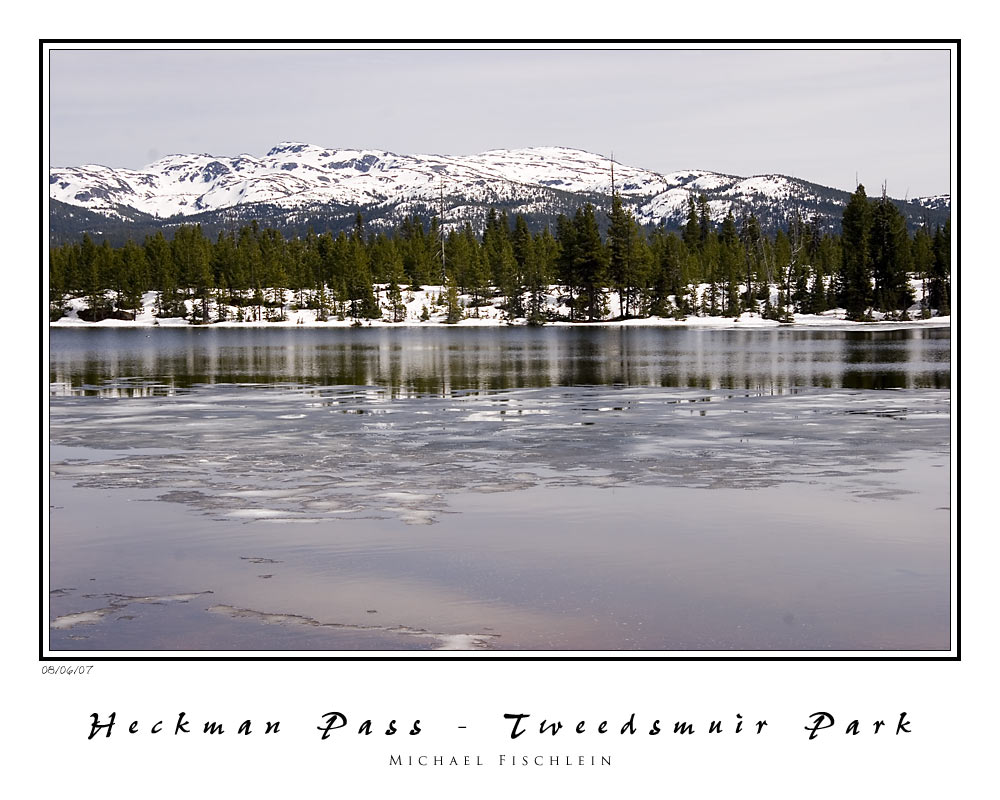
[50,284,951,332]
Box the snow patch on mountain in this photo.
[50,143,950,232]
[912,194,951,211]
[48,143,767,222]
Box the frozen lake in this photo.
[48,326,951,652]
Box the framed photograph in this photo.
[35,37,973,796]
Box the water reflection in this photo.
[49,326,951,398]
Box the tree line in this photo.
[49,184,951,325]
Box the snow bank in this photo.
[51,284,951,331]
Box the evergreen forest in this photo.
[48,185,951,326]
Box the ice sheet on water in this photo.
[49,385,950,525]
[49,586,492,649]
[51,591,214,629]
[51,608,118,629]
[207,604,498,650]
[226,509,288,518]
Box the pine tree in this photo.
[773,229,792,319]
[870,187,912,314]
[49,245,67,320]
[719,213,741,316]
[399,216,435,289]
[300,232,321,310]
[701,235,721,316]
[522,232,551,325]
[532,227,559,320]
[793,265,809,314]
[554,213,579,320]
[214,275,229,322]
[315,281,330,322]
[785,210,810,317]
[259,228,288,321]
[511,215,532,275]
[381,242,408,322]
[236,227,263,316]
[681,252,700,316]
[573,204,608,321]
[117,240,148,316]
[911,223,934,317]
[497,239,521,322]
[739,214,762,313]
[443,273,463,324]
[213,230,239,306]
[460,223,489,312]
[607,193,648,318]
[190,227,215,323]
[840,184,873,320]
[79,235,110,320]
[482,209,510,293]
[697,194,712,247]
[683,195,701,252]
[144,232,179,317]
[647,226,684,317]
[930,221,950,315]
[816,233,840,313]
[284,236,307,309]
[344,226,378,321]
[807,272,827,314]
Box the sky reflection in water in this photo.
[48,327,951,651]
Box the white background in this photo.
[7,10,991,798]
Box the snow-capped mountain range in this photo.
[49,143,950,242]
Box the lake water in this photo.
[48,325,952,652]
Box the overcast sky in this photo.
[48,47,952,197]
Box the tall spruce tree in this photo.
[607,192,649,318]
[840,184,874,319]
[739,214,763,313]
[683,195,701,252]
[49,245,67,320]
[870,187,912,314]
[697,194,712,248]
[443,273,463,324]
[719,212,742,316]
[930,221,950,314]
[552,213,578,319]
[461,222,490,312]
[573,204,608,321]
[79,236,109,319]
[911,223,934,317]
[117,240,148,316]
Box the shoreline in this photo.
[50,314,951,331]
[50,286,951,332]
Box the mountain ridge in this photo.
[49,143,951,245]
